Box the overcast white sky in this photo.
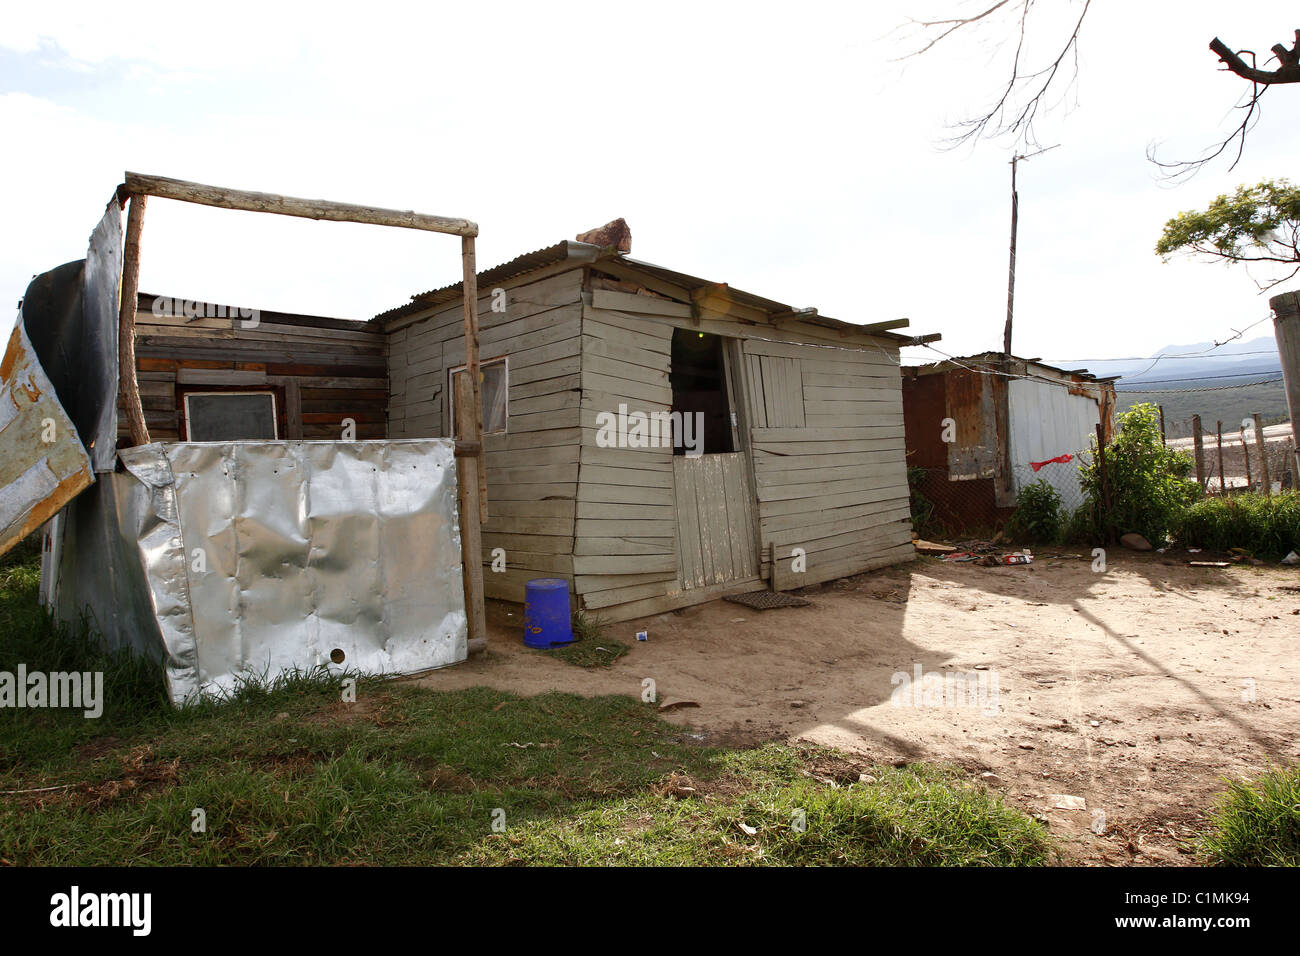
[2,1,1296,367]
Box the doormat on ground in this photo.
[723,590,812,611]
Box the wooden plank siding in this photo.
[571,301,680,614]
[121,295,387,444]
[386,270,585,603]
[672,453,760,590]
[743,337,915,589]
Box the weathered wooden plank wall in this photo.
[386,271,585,602]
[571,302,679,613]
[121,294,387,443]
[745,337,914,589]
[672,452,760,590]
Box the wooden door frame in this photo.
[720,337,764,577]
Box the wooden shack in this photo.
[378,236,935,621]
[120,293,387,444]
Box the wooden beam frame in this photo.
[123,172,477,237]
[114,171,487,649]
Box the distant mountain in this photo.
[1052,335,1282,389]
[1052,335,1288,434]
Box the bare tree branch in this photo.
[1210,31,1300,84]
[904,10,1300,179]
[1147,81,1268,184]
[900,0,1092,151]
[897,0,1014,59]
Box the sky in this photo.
[1,1,1297,369]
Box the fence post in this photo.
[1191,414,1205,489]
[1215,421,1225,494]
[1158,405,1167,446]
[1241,421,1254,490]
[1095,423,1112,542]
[1253,412,1271,496]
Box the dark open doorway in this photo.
[669,328,734,455]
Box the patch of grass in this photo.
[461,745,1054,866]
[1176,491,1300,561]
[1198,764,1300,866]
[542,609,630,668]
[1,546,1051,866]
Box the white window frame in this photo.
[182,390,279,441]
[448,356,509,437]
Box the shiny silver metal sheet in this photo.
[47,439,465,705]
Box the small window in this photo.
[183,391,278,441]
[449,357,508,436]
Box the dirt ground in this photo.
[414,551,1300,866]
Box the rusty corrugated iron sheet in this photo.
[0,200,123,559]
[0,320,94,556]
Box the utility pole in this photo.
[1003,144,1059,356]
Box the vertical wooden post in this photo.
[118,193,150,446]
[461,235,488,523]
[1158,405,1167,446]
[1241,421,1254,490]
[1191,414,1205,489]
[455,373,486,651]
[1095,423,1112,542]
[1253,412,1271,496]
[1216,421,1226,495]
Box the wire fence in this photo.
[908,452,1092,539]
[1161,418,1297,494]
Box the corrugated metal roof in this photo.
[905,352,1119,384]
[372,240,603,323]
[371,240,929,343]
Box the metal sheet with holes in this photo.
[45,439,466,705]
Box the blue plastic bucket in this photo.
[523,578,575,648]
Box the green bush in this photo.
[1007,479,1063,544]
[1199,764,1300,866]
[1074,403,1202,546]
[1175,491,1300,560]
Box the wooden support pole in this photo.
[1191,414,1205,489]
[118,193,150,446]
[1095,422,1112,542]
[123,172,477,237]
[461,235,488,523]
[1158,405,1167,446]
[1241,421,1254,490]
[454,372,487,653]
[1253,412,1271,496]
[1216,421,1226,495]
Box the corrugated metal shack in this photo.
[377,229,939,621]
[901,353,1117,531]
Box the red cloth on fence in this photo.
[1030,453,1074,471]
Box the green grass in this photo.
[1175,491,1300,560]
[1,542,1053,866]
[1198,765,1300,866]
[541,609,630,668]
[464,747,1054,866]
